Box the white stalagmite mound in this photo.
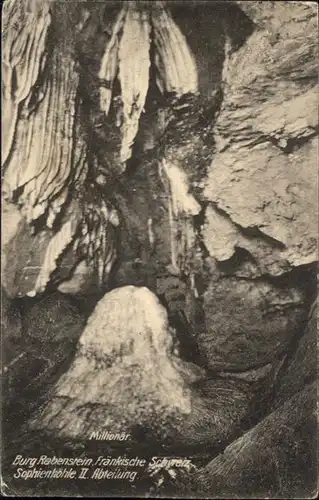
[29,286,201,441]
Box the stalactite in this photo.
[74,194,119,289]
[99,5,127,117]
[96,0,200,169]
[118,2,151,163]
[2,0,203,297]
[159,159,201,275]
[190,272,199,298]
[148,217,155,247]
[161,160,201,217]
[31,212,79,296]
[2,0,51,165]
[2,0,87,228]
[3,50,80,225]
[152,1,198,96]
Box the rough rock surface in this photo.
[272,299,317,408]
[2,209,105,298]
[3,293,86,420]
[199,271,308,372]
[1,289,22,366]
[190,381,317,498]
[203,1,318,273]
[184,2,318,496]
[2,217,58,298]
[1,200,23,249]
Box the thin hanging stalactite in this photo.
[118,1,151,163]
[159,159,201,275]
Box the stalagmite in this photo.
[28,286,201,441]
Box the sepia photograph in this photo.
[1,0,318,497]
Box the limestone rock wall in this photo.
[203,1,318,273]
